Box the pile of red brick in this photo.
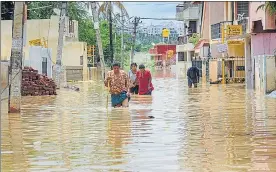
[21,67,57,96]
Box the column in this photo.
[245,37,253,89]
[187,51,192,68]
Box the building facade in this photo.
[198,1,276,93]
[175,2,202,78]
[1,15,89,81]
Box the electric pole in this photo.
[108,2,114,64]
[91,2,105,79]
[130,17,141,64]
[8,2,26,113]
[53,2,67,89]
[0,2,2,114]
[120,9,124,68]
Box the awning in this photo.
[194,39,209,50]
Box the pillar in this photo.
[245,36,254,89]
[187,51,192,68]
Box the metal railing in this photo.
[237,18,248,34]
[177,34,193,45]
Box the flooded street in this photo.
[1,70,276,172]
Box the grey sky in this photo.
[121,2,182,25]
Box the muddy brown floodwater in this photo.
[1,69,276,172]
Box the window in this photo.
[80,56,83,65]
[211,23,221,39]
[42,57,47,75]
[69,20,74,33]
[189,21,197,34]
[237,1,249,18]
[178,52,187,61]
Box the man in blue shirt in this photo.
[187,66,200,88]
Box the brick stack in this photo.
[21,67,57,96]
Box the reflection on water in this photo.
[1,70,276,171]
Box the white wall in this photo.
[254,55,276,94]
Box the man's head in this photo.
[131,63,137,71]
[139,64,145,72]
[112,62,121,73]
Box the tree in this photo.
[1,1,14,20]
[26,1,89,20]
[188,33,200,45]
[256,2,276,15]
[98,2,129,63]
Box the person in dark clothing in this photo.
[187,66,200,88]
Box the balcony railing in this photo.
[177,34,193,45]
[237,18,248,34]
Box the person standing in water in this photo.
[136,64,154,95]
[187,65,200,88]
[104,62,130,108]
[128,63,139,94]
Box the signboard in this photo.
[236,66,245,71]
[162,28,170,38]
[29,39,42,46]
[167,50,174,59]
[217,43,228,53]
[29,38,48,47]
[227,40,244,45]
[87,45,92,56]
[226,25,242,37]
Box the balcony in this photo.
[177,34,193,45]
[176,4,200,21]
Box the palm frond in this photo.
[113,1,129,19]
[256,4,265,12]
[256,2,276,15]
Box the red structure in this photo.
[149,44,177,66]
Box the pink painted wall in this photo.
[251,33,276,56]
[201,2,210,40]
[250,2,276,30]
[209,2,225,25]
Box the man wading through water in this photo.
[136,64,154,95]
[105,63,130,108]
[187,65,200,88]
[129,63,139,94]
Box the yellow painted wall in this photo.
[63,41,88,81]
[1,20,13,60]
[209,60,218,82]
[1,15,80,64]
[228,42,245,57]
[227,42,245,78]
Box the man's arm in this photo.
[148,71,152,88]
[124,72,130,92]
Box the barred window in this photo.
[237,1,249,18]
[178,52,188,61]
[211,23,221,39]
[69,20,74,33]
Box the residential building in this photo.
[175,2,202,78]
[249,2,276,93]
[149,44,176,67]
[1,15,89,81]
[199,1,275,93]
